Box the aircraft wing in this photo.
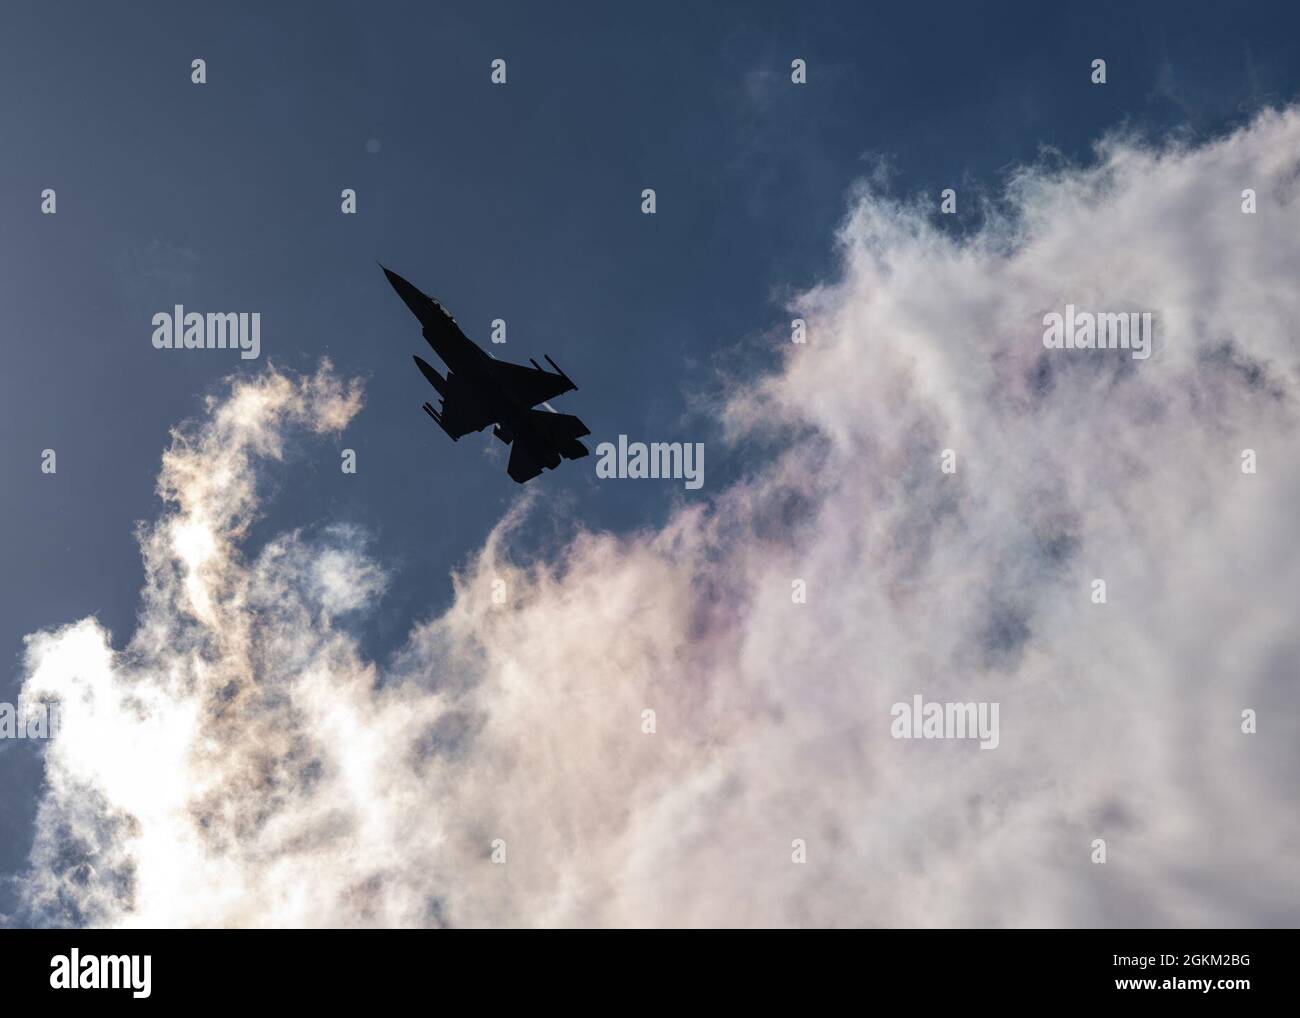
[485,355,576,408]
[426,372,496,439]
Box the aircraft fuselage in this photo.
[421,322,562,469]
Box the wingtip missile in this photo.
[543,353,577,391]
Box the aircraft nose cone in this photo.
[380,264,431,319]
[381,265,410,293]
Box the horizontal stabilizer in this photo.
[507,441,544,484]
[527,409,590,458]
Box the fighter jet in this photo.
[381,265,591,483]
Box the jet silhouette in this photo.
[381,266,591,483]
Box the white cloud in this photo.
[11,112,1300,928]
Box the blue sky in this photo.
[2,0,1298,924]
